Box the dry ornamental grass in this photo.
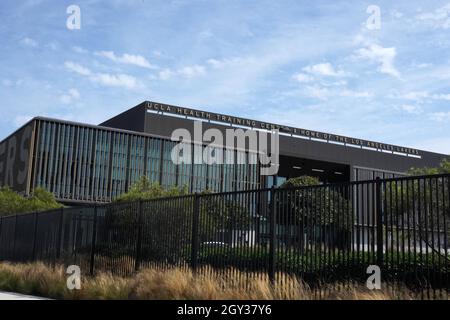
[0,262,445,300]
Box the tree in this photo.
[385,158,450,255]
[277,176,352,249]
[279,176,351,230]
[100,177,253,262]
[198,190,252,243]
[280,175,321,188]
[97,177,192,263]
[0,187,62,216]
[407,158,450,176]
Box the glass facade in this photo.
[31,119,261,203]
[353,167,403,180]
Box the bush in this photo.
[193,245,450,287]
[0,187,62,216]
[114,176,188,202]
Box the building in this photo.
[0,101,447,205]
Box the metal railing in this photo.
[0,173,449,294]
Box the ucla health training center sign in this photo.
[146,101,420,156]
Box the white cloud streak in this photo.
[416,4,450,29]
[292,73,313,83]
[91,73,139,89]
[302,62,346,77]
[64,61,92,76]
[72,46,88,54]
[355,44,400,78]
[302,85,371,100]
[64,61,140,89]
[399,104,422,114]
[60,88,80,104]
[390,91,450,102]
[430,111,450,122]
[158,65,206,80]
[95,51,157,69]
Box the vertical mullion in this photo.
[41,122,50,190]
[36,121,44,189]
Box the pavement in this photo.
[0,291,50,300]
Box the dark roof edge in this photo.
[142,100,449,158]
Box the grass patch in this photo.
[0,262,446,300]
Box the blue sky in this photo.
[0,0,449,154]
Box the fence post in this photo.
[31,212,39,261]
[134,200,143,272]
[12,214,18,261]
[56,208,64,261]
[89,205,98,276]
[268,186,277,284]
[376,177,383,268]
[191,193,200,273]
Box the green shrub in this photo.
[114,176,188,202]
[0,186,62,216]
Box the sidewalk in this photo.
[0,291,50,300]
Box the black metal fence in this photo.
[0,173,449,294]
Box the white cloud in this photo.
[64,61,140,89]
[60,88,80,105]
[430,111,450,122]
[416,4,450,29]
[90,73,139,89]
[399,104,422,114]
[327,80,347,86]
[207,58,225,69]
[304,85,330,100]
[354,44,400,78]
[72,46,88,54]
[291,63,370,99]
[177,65,206,78]
[291,63,347,87]
[20,37,38,47]
[391,91,450,103]
[206,57,248,69]
[95,51,157,69]
[432,93,450,100]
[158,65,206,80]
[415,63,432,68]
[65,61,92,76]
[302,62,345,77]
[301,85,370,100]
[339,89,372,98]
[159,69,175,80]
[397,91,429,101]
[390,10,404,18]
[292,73,313,83]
